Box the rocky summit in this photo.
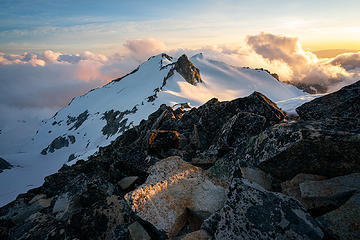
[1,80,360,240]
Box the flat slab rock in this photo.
[300,173,360,199]
[317,193,360,240]
[281,173,327,210]
[203,178,323,240]
[125,156,226,238]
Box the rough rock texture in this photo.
[174,54,202,85]
[240,118,360,185]
[41,135,77,155]
[128,221,151,240]
[281,173,327,211]
[5,85,360,239]
[296,80,360,120]
[101,107,137,138]
[125,156,226,238]
[176,229,211,240]
[96,91,285,175]
[67,110,89,131]
[300,173,360,199]
[316,193,360,240]
[148,130,180,157]
[203,178,323,240]
[0,157,12,173]
[0,148,153,240]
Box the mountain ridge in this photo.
[0,52,307,207]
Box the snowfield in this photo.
[0,53,313,206]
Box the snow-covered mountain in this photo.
[0,53,307,206]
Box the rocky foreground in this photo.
[1,81,360,240]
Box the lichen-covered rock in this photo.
[240,118,360,184]
[296,80,360,120]
[204,178,323,240]
[125,156,226,238]
[316,193,360,240]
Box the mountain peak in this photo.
[174,54,202,85]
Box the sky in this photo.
[0,0,360,150]
[1,0,360,54]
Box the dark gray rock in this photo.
[317,193,360,240]
[68,110,89,131]
[281,173,327,211]
[203,178,323,240]
[41,135,78,155]
[300,173,360,200]
[148,130,180,157]
[0,157,12,173]
[240,118,360,184]
[41,136,69,155]
[101,107,137,138]
[118,176,139,190]
[296,80,360,120]
[128,221,151,240]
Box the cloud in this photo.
[328,52,360,71]
[123,38,167,61]
[1,34,360,140]
[244,32,359,92]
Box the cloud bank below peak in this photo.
[1,34,360,118]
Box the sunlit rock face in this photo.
[125,156,226,238]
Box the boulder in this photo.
[185,208,211,232]
[118,176,139,190]
[125,156,226,238]
[175,229,211,240]
[296,80,360,120]
[128,221,151,240]
[203,178,323,240]
[281,173,327,211]
[300,173,360,199]
[241,118,360,184]
[317,193,360,240]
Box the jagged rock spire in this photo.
[174,54,202,85]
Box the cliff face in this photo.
[1,81,359,239]
[174,54,202,85]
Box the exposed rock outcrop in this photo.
[41,135,77,155]
[317,193,360,240]
[203,178,324,239]
[125,156,226,238]
[238,118,360,185]
[0,157,12,173]
[174,54,202,85]
[296,80,360,120]
[1,80,359,239]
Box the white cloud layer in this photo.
[1,34,360,144]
